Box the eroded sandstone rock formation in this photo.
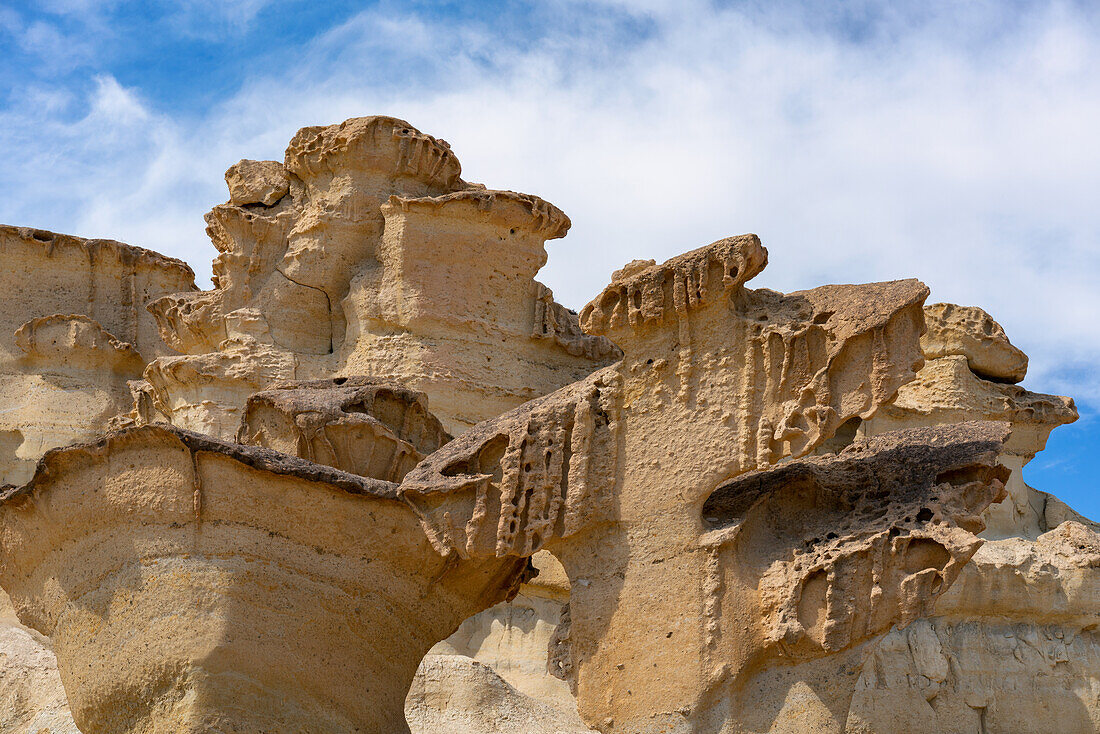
[399,241,1013,730]
[0,425,531,733]
[139,116,616,439]
[841,303,1100,734]
[237,377,451,482]
[406,654,595,734]
[0,115,1094,734]
[0,225,195,485]
[0,594,76,734]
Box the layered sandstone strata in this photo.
[235,375,585,718]
[848,520,1100,734]
[238,377,451,482]
[0,227,198,734]
[860,303,1078,539]
[448,299,1095,734]
[400,236,1017,732]
[406,654,595,734]
[0,229,1021,734]
[0,594,76,734]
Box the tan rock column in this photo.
[144,116,617,439]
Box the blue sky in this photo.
[1,0,1097,518]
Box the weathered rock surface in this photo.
[819,302,1098,733]
[407,408,1010,734]
[0,115,1096,734]
[848,520,1100,734]
[399,234,1023,732]
[234,373,584,722]
[238,377,451,482]
[0,588,581,734]
[0,425,529,734]
[0,593,77,734]
[0,227,199,734]
[225,159,289,207]
[0,225,195,486]
[864,352,1077,539]
[431,553,576,713]
[406,655,596,734]
[920,302,1029,383]
[700,422,1010,733]
[142,116,618,439]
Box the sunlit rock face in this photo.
[0,425,531,734]
[406,654,596,734]
[0,592,77,734]
[835,303,1100,734]
[859,302,1079,540]
[401,237,1016,733]
[141,116,617,439]
[237,376,452,483]
[0,226,198,734]
[0,225,195,486]
[0,116,1096,734]
[848,521,1100,734]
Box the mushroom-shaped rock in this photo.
[921,303,1028,383]
[142,336,297,439]
[0,315,147,483]
[0,225,196,362]
[238,377,451,482]
[143,116,619,439]
[0,425,530,734]
[372,189,570,337]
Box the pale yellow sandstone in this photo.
[0,617,77,734]
[848,521,1100,734]
[861,351,1077,539]
[401,235,1016,732]
[843,302,1098,734]
[225,159,289,207]
[0,226,195,734]
[406,655,595,733]
[0,425,531,734]
[142,116,617,439]
[0,225,195,486]
[0,116,1096,734]
[921,302,1028,383]
[429,593,578,713]
[237,377,451,482]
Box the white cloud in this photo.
[2,0,1099,404]
[163,0,281,39]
